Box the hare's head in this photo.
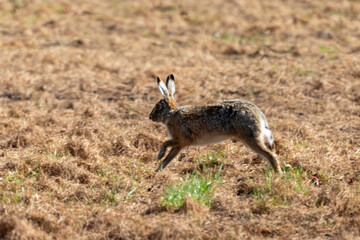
[149,74,177,122]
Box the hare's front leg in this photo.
[155,146,182,172]
[157,139,178,160]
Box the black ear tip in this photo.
[156,77,160,83]
[170,74,174,80]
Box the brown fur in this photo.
[149,76,281,172]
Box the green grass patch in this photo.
[320,45,337,54]
[197,147,226,170]
[161,166,223,210]
[251,170,273,201]
[250,164,309,208]
[214,31,269,44]
[294,69,312,77]
[281,164,308,193]
[1,170,31,204]
[214,32,234,42]
[295,140,310,150]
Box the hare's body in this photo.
[166,100,266,145]
[150,75,281,173]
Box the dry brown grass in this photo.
[1,0,360,239]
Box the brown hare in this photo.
[149,74,281,173]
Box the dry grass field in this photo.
[1,0,360,239]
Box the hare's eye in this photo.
[156,104,162,110]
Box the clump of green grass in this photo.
[1,170,30,204]
[197,147,226,169]
[294,69,312,77]
[161,166,223,210]
[295,140,310,150]
[250,164,309,207]
[320,45,337,54]
[281,164,308,193]
[214,32,234,42]
[251,170,273,201]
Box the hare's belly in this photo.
[194,134,232,146]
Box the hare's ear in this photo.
[166,74,175,97]
[157,77,169,98]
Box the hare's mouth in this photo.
[149,114,160,122]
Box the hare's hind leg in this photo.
[262,127,275,151]
[155,146,182,172]
[260,112,275,150]
[241,136,281,173]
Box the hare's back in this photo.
[176,99,262,132]
[216,99,265,137]
[177,99,262,123]
[218,99,257,107]
[218,99,262,116]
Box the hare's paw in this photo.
[155,163,164,172]
[156,149,166,160]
